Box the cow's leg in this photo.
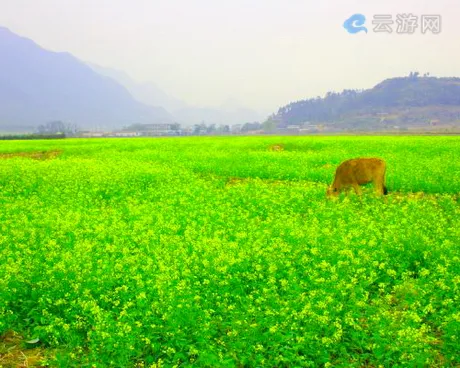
[373,178,385,195]
[352,183,362,196]
[342,186,352,196]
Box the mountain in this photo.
[89,63,266,126]
[274,75,460,130]
[88,63,187,113]
[0,26,172,132]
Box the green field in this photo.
[0,136,459,367]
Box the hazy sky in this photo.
[0,0,459,114]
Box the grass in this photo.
[0,136,459,367]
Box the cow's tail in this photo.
[383,186,388,195]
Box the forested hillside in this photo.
[274,75,460,130]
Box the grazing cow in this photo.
[327,158,388,197]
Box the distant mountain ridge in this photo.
[274,75,460,129]
[89,63,266,126]
[87,63,187,113]
[0,26,172,132]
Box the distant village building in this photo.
[246,129,264,135]
[303,124,320,130]
[80,131,106,138]
[114,123,181,137]
[140,123,178,134]
[113,131,139,137]
[181,126,193,135]
[280,124,301,133]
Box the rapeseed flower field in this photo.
[0,136,459,367]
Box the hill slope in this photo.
[87,63,187,113]
[275,75,460,130]
[89,63,265,126]
[0,27,172,132]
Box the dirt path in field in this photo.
[0,331,47,367]
[0,150,62,160]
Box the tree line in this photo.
[274,75,460,126]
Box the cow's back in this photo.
[337,158,385,184]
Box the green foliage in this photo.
[262,118,278,133]
[276,76,460,127]
[0,136,459,367]
[0,133,66,140]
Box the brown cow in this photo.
[327,158,388,197]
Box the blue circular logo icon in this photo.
[343,14,368,34]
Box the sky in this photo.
[0,0,459,115]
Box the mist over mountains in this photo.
[0,25,265,132]
[87,63,187,113]
[0,26,172,132]
[2,25,459,134]
[88,63,265,126]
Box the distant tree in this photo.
[0,133,65,140]
[409,71,419,80]
[206,124,216,134]
[216,125,230,134]
[193,123,208,135]
[241,122,261,132]
[193,124,201,135]
[273,75,460,128]
[262,118,278,132]
[37,121,79,136]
